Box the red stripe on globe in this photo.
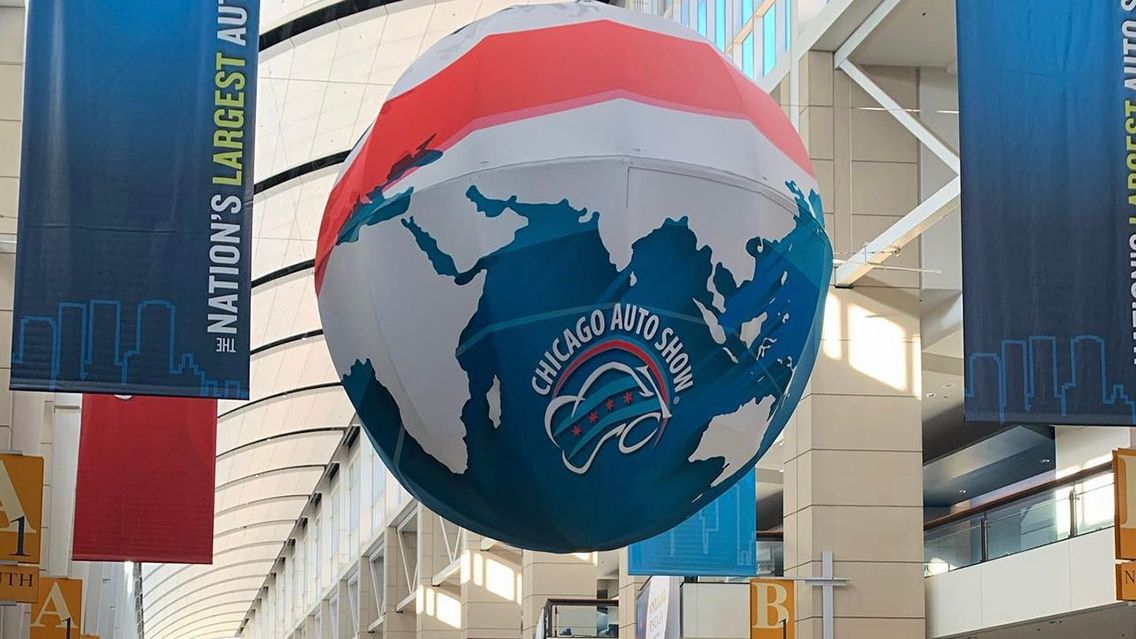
[316,1,832,551]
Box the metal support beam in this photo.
[396,590,417,613]
[834,177,961,287]
[432,558,462,587]
[838,61,961,173]
[833,0,902,68]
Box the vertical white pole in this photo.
[46,393,81,577]
[821,551,834,639]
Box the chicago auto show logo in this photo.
[531,305,695,474]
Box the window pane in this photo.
[371,449,386,532]
[762,6,777,76]
[784,0,791,51]
[349,457,360,555]
[714,0,725,49]
[697,0,707,36]
[742,0,754,77]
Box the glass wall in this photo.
[244,434,414,639]
[653,0,794,82]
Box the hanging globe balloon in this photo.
[315,0,832,552]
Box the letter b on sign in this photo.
[750,578,794,639]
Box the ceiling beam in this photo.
[834,177,961,287]
[833,0,902,68]
[838,60,961,173]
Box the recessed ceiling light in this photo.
[959,489,967,495]
[1041,458,1051,464]
[926,392,936,398]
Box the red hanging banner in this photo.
[73,395,216,563]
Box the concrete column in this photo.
[45,393,80,578]
[336,578,354,639]
[10,391,46,455]
[781,52,925,639]
[520,551,598,639]
[384,517,417,639]
[616,549,645,639]
[319,598,332,638]
[782,286,925,639]
[416,507,462,639]
[461,533,522,639]
[0,0,22,461]
[0,5,26,633]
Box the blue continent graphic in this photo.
[341,179,831,551]
[336,137,443,246]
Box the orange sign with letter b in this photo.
[750,578,795,639]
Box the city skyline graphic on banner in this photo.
[11,299,246,398]
[965,334,1136,425]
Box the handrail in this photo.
[540,598,619,639]
[924,462,1111,531]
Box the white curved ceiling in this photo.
[249,269,322,350]
[141,0,560,636]
[252,167,336,279]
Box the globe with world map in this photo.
[315,1,832,551]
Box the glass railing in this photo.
[756,535,784,577]
[540,599,621,638]
[924,469,1114,576]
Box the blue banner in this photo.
[959,0,1136,425]
[12,1,258,398]
[628,469,755,576]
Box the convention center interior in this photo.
[0,0,1134,638]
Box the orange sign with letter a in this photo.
[750,578,795,639]
[31,578,82,639]
[1115,449,1136,559]
[0,453,44,564]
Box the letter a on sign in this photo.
[0,453,43,564]
[31,578,82,639]
[750,578,795,639]
[1115,449,1136,559]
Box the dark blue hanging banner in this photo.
[628,469,756,576]
[12,1,258,398]
[959,0,1136,425]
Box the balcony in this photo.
[924,466,1115,575]
[539,599,621,639]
